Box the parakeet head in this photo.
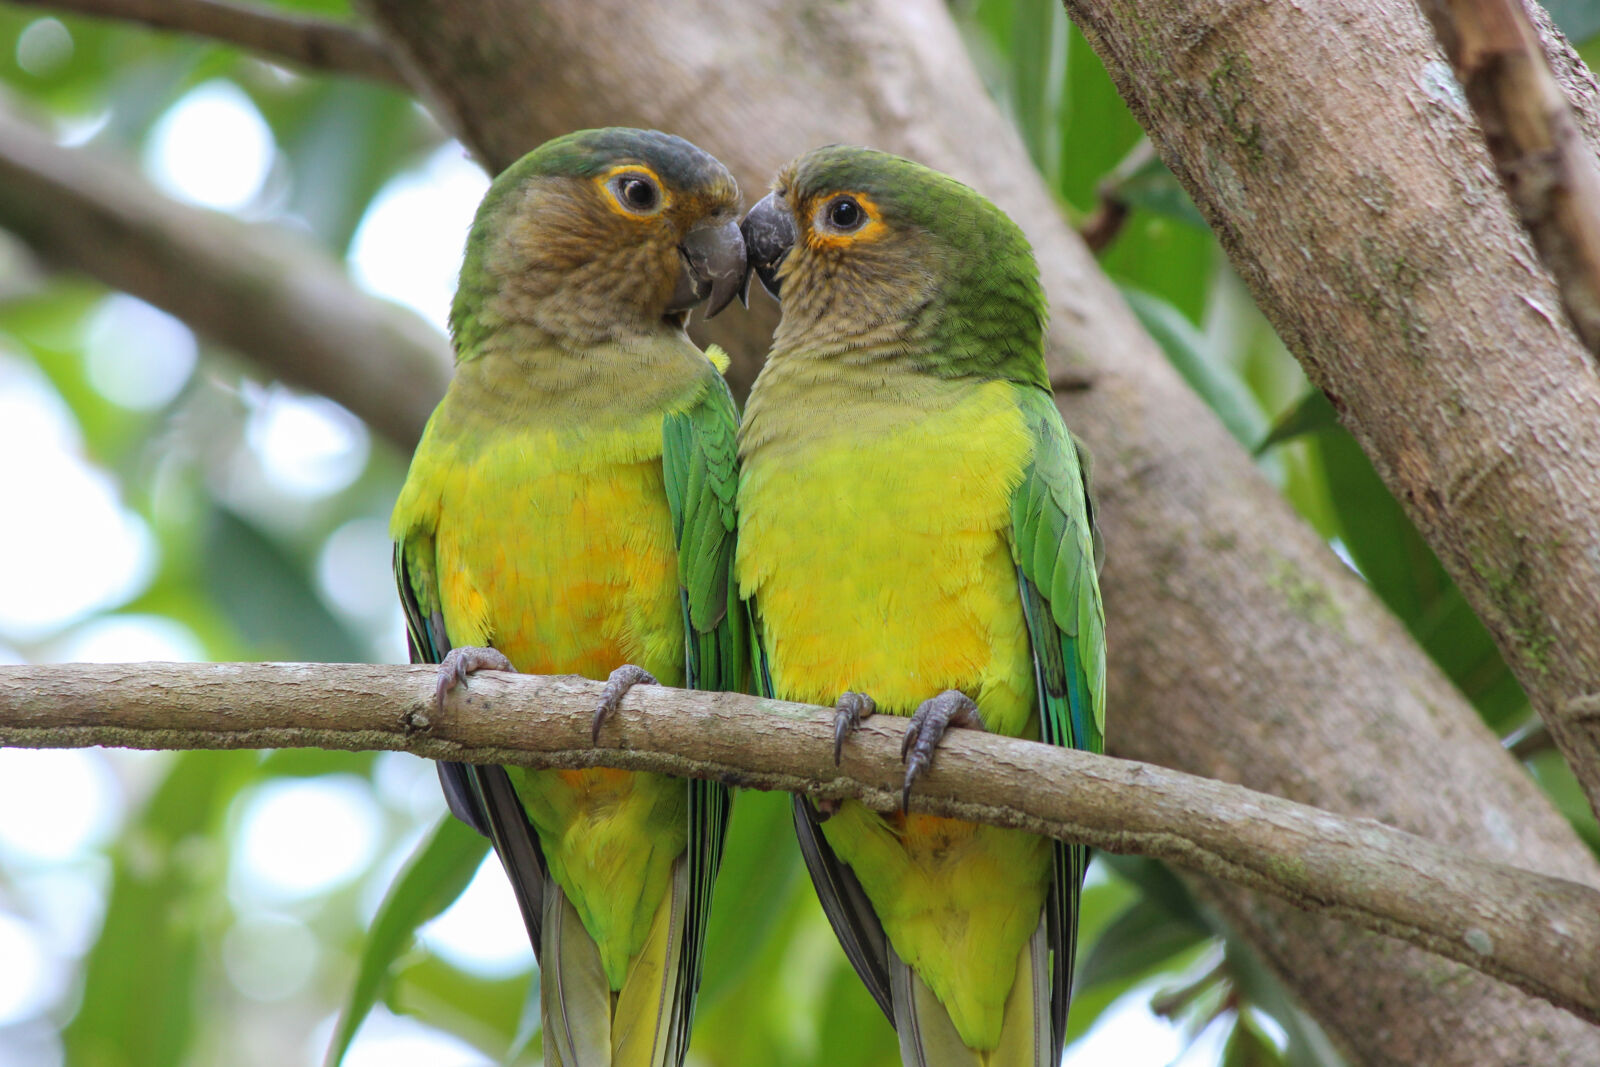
[741,146,1047,386]
[452,127,745,354]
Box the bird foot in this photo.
[593,664,658,744]
[832,691,877,765]
[435,646,515,716]
[900,690,984,811]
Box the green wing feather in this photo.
[1008,385,1106,1050]
[659,361,745,1061]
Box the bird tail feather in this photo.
[890,918,1051,1067]
[612,856,688,1067]
[541,882,611,1066]
[539,857,689,1067]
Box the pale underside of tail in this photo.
[540,856,690,1067]
[891,918,1051,1067]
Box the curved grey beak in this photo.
[740,191,797,302]
[668,216,748,319]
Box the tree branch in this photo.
[1419,0,1600,355]
[1061,0,1600,827]
[3,660,1599,1029]
[0,100,450,451]
[350,2,1600,1060]
[8,0,406,85]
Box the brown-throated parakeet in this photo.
[735,146,1106,1067]
[391,127,747,1067]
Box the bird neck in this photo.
[442,325,709,430]
[739,346,973,461]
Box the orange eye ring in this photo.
[597,165,671,217]
[806,191,886,248]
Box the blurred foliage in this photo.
[0,0,1596,1065]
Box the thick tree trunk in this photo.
[1061,0,1600,826]
[353,1,1600,1061]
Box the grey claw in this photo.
[434,646,514,714]
[593,664,658,744]
[899,690,983,811]
[832,691,876,765]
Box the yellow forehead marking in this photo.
[805,191,888,249]
[594,163,672,218]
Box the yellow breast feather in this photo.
[738,378,1037,737]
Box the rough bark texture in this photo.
[0,101,450,450]
[1420,0,1600,354]
[346,1,1600,1061]
[10,0,406,84]
[4,661,1600,1027]
[1060,0,1600,832]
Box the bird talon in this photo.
[832,691,876,764]
[899,690,983,809]
[593,664,658,744]
[434,646,514,715]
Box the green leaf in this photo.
[1076,886,1212,993]
[325,815,488,1066]
[249,78,437,253]
[1316,430,1523,727]
[388,955,531,1061]
[1056,22,1146,212]
[698,789,802,1006]
[505,965,543,1065]
[203,505,368,662]
[63,751,257,1067]
[1096,855,1204,923]
[1007,0,1066,185]
[1222,1012,1286,1067]
[1528,750,1600,856]
[1222,937,1347,1067]
[1103,145,1209,230]
[813,950,901,1067]
[1259,390,1525,728]
[691,873,897,1067]
[1120,286,1268,449]
[1254,389,1338,455]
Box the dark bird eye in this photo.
[827,196,864,231]
[616,175,659,212]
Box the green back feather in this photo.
[661,362,747,693]
[657,361,747,1062]
[1008,385,1106,1048]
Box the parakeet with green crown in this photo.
[735,146,1106,1067]
[391,127,747,1067]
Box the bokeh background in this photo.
[2,1,1599,1065]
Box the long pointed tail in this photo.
[539,858,690,1067]
[890,918,1052,1067]
[540,884,610,1067]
